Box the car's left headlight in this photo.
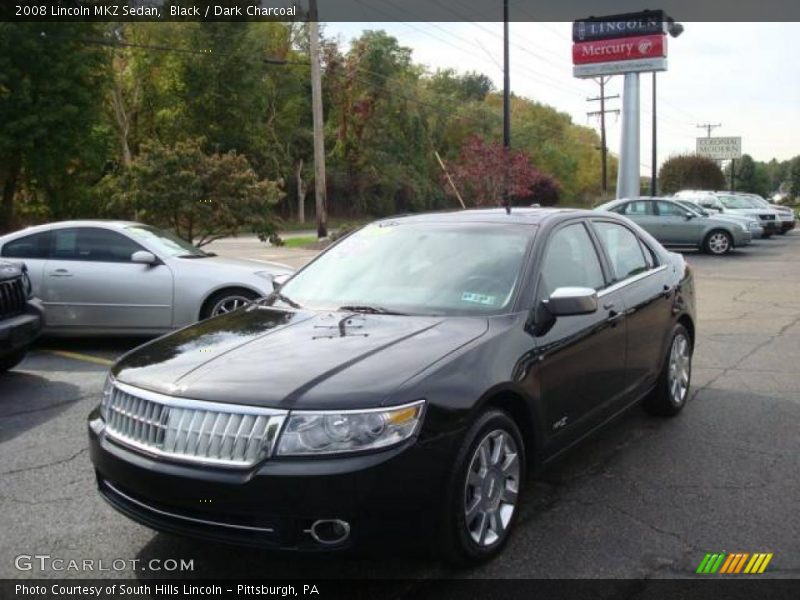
[748,220,761,229]
[275,400,425,456]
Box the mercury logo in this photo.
[638,39,654,54]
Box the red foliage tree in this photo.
[446,135,561,207]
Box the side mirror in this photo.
[684,212,695,220]
[271,273,291,290]
[545,287,598,316]
[131,250,157,265]
[527,287,598,337]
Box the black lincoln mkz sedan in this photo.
[88,208,695,564]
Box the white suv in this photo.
[674,191,783,237]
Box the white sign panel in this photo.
[573,57,667,78]
[696,137,742,160]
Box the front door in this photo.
[42,227,174,330]
[655,201,704,245]
[532,221,628,449]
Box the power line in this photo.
[697,123,722,138]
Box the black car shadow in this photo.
[0,372,83,443]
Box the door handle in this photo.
[662,284,673,299]
[48,269,73,277]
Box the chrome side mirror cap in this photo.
[131,251,157,265]
[545,287,598,317]
[271,273,291,290]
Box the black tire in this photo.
[777,229,788,235]
[643,324,692,417]
[0,349,28,373]
[702,229,733,255]
[200,288,260,320]
[438,408,525,565]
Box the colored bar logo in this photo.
[696,552,773,574]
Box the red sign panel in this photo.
[572,34,667,65]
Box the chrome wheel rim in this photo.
[708,233,730,254]
[668,333,691,405]
[211,295,252,316]
[464,429,520,547]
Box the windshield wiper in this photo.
[337,304,407,316]
[257,291,303,309]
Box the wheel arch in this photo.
[477,389,541,469]
[198,284,264,320]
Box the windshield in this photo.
[277,222,534,316]
[717,195,759,209]
[124,225,207,257]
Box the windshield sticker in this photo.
[461,292,497,305]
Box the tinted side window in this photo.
[1,231,51,259]
[656,201,688,217]
[539,223,605,299]
[639,239,658,269]
[51,228,144,263]
[623,201,653,216]
[594,222,648,281]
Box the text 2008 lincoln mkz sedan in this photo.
[88,208,696,564]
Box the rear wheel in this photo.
[643,324,692,417]
[200,288,260,320]
[0,349,28,373]
[703,230,732,255]
[439,409,525,565]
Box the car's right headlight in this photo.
[275,400,425,456]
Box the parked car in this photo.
[732,192,796,234]
[595,197,751,255]
[0,221,292,336]
[672,200,764,239]
[89,208,696,563]
[673,191,782,237]
[0,260,44,373]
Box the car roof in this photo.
[1,220,142,238]
[373,207,589,227]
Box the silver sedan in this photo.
[0,221,292,336]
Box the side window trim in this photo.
[50,227,146,263]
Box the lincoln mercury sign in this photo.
[696,137,742,160]
[572,10,669,78]
[572,10,668,42]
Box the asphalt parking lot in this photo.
[1,233,799,581]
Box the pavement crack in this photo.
[0,447,88,477]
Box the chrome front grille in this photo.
[101,382,287,468]
[0,276,25,318]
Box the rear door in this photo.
[42,227,174,330]
[0,230,52,294]
[617,200,660,237]
[591,220,674,395]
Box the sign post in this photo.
[572,9,680,199]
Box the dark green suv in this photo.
[0,260,43,373]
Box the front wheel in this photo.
[703,230,732,255]
[200,288,260,320]
[438,409,525,565]
[643,324,693,417]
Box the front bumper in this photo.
[88,410,459,550]
[733,229,753,247]
[780,219,796,232]
[0,299,43,355]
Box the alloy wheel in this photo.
[708,232,730,254]
[210,295,253,316]
[463,429,520,547]
[668,333,691,405]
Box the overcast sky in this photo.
[326,22,800,174]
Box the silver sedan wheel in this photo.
[464,429,520,547]
[210,295,253,316]
[668,333,691,405]
[707,232,730,254]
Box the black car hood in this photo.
[113,307,488,410]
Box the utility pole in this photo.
[309,0,327,238]
[502,0,510,213]
[696,123,721,138]
[587,77,619,198]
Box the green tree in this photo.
[0,23,110,231]
[789,156,800,198]
[109,137,283,246]
[658,155,726,195]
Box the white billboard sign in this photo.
[573,57,667,78]
[696,137,742,160]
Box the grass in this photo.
[282,236,318,248]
